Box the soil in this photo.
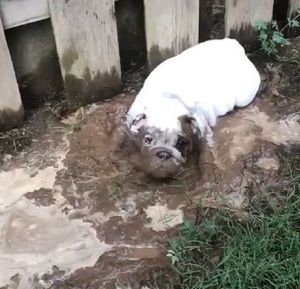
[0,40,300,289]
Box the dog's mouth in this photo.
[142,161,182,179]
[136,147,185,179]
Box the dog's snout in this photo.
[156,151,172,160]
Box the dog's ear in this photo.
[179,115,201,139]
[129,113,147,133]
[178,114,204,165]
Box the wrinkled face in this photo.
[126,114,201,178]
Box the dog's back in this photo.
[133,38,260,126]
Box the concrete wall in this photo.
[5,19,63,109]
[0,17,24,131]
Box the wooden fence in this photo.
[0,0,299,131]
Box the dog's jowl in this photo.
[125,38,261,179]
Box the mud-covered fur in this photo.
[121,115,202,178]
[124,38,261,179]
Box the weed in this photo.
[256,10,300,56]
[108,181,123,200]
[161,213,177,224]
[167,153,300,288]
[143,190,155,201]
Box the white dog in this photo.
[125,38,261,178]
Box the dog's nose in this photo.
[156,151,172,160]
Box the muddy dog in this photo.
[123,38,261,178]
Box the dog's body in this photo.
[125,38,261,178]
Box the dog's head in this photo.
[125,113,202,178]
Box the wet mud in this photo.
[0,54,300,288]
[0,94,299,288]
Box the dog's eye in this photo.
[176,137,187,150]
[144,136,153,144]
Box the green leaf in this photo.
[288,18,300,28]
[108,181,122,200]
[285,39,291,45]
[255,21,267,31]
[167,249,179,265]
[272,31,291,46]
[260,39,277,55]
[272,31,286,44]
[258,30,268,41]
[293,19,300,27]
[271,20,279,30]
[201,220,218,236]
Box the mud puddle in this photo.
[0,76,300,288]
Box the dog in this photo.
[124,38,261,178]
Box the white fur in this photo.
[127,38,261,138]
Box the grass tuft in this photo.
[168,154,300,289]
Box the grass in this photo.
[167,154,300,289]
[108,180,123,200]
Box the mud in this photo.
[0,52,300,288]
[1,95,299,288]
[0,100,66,160]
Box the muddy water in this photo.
[0,89,299,288]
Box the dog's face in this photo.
[125,113,201,178]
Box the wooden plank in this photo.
[48,0,121,110]
[0,17,23,131]
[288,0,300,16]
[225,0,274,45]
[144,0,200,70]
[0,0,49,30]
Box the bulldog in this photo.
[124,38,261,178]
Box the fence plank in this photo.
[288,0,300,16]
[48,0,121,110]
[0,17,23,131]
[0,0,49,30]
[144,0,199,70]
[225,0,274,45]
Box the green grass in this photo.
[108,181,123,200]
[167,157,300,289]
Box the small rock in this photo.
[255,157,279,171]
[3,154,12,162]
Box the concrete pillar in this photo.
[48,0,122,110]
[225,0,274,46]
[144,0,200,70]
[0,17,23,131]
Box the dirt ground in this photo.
[1,39,300,289]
